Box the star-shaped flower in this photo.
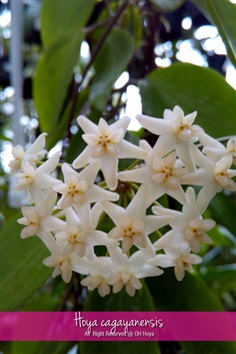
[79,257,113,297]
[43,239,91,283]
[99,185,171,255]
[152,188,215,253]
[199,132,236,165]
[81,274,111,297]
[55,205,117,258]
[9,133,47,173]
[72,115,148,190]
[107,247,163,296]
[43,251,73,283]
[14,152,62,205]
[17,191,65,250]
[163,244,202,281]
[118,140,189,207]
[53,162,119,229]
[136,105,203,171]
[181,146,236,211]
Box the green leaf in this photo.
[46,88,89,151]
[191,0,236,67]
[81,340,160,354]
[139,63,236,138]
[147,269,224,311]
[147,269,236,353]
[81,283,161,354]
[208,192,236,238]
[201,264,236,293]
[40,0,94,49]
[0,215,51,310]
[34,35,80,133]
[207,226,233,247]
[182,339,236,353]
[22,291,59,311]
[12,341,75,354]
[0,342,11,354]
[123,4,143,46]
[151,0,184,12]
[89,28,135,111]
[33,0,95,134]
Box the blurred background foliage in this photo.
[0,1,236,353]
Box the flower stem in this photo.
[127,159,142,170]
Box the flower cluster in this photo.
[10,106,236,297]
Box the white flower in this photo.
[43,239,93,283]
[81,275,110,297]
[99,185,171,255]
[136,105,203,171]
[17,191,65,250]
[55,224,88,257]
[8,133,47,173]
[199,132,236,165]
[14,152,61,205]
[11,106,231,296]
[184,218,214,253]
[214,155,236,186]
[53,162,119,230]
[182,146,236,211]
[55,205,117,258]
[226,137,236,165]
[164,244,202,281]
[152,188,215,253]
[118,140,188,206]
[18,206,41,238]
[43,252,73,283]
[107,247,163,297]
[107,271,142,297]
[80,257,113,297]
[147,254,175,268]
[14,162,36,191]
[72,116,148,190]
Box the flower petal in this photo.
[136,114,169,135]
[72,146,93,169]
[118,140,148,159]
[100,155,119,190]
[77,115,98,134]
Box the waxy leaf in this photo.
[12,341,75,354]
[33,0,95,134]
[40,0,94,49]
[208,192,236,238]
[89,28,135,111]
[139,63,236,138]
[201,264,236,294]
[0,215,51,310]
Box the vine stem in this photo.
[67,0,129,139]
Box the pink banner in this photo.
[0,312,236,341]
